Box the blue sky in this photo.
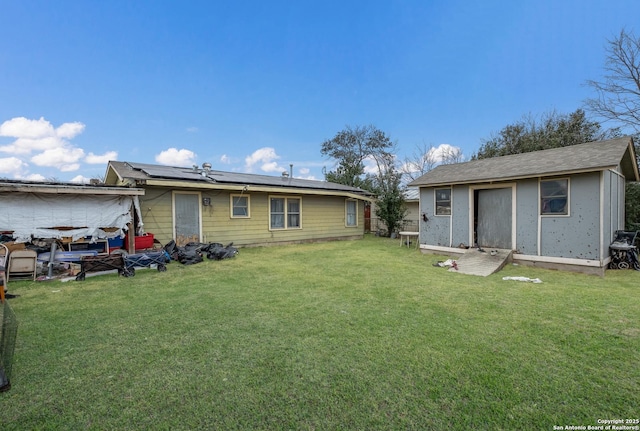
[1,0,639,182]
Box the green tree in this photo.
[473,109,610,159]
[371,152,407,236]
[321,125,406,235]
[321,125,394,190]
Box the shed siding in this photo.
[603,169,626,243]
[419,187,451,247]
[515,179,539,255]
[451,185,470,247]
[540,173,600,259]
[139,187,364,247]
[603,170,613,245]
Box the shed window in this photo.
[540,179,568,215]
[270,197,302,229]
[435,188,451,215]
[346,199,358,227]
[231,195,250,218]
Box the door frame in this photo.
[468,183,516,250]
[172,191,203,244]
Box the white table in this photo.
[399,231,419,248]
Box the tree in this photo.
[402,142,464,181]
[473,109,610,159]
[321,125,406,235]
[370,152,407,236]
[585,29,640,230]
[321,125,394,190]
[585,29,640,133]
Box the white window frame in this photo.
[269,196,302,230]
[434,188,452,216]
[230,194,250,218]
[345,199,358,227]
[540,178,570,216]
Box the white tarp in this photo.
[0,193,142,243]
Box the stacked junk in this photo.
[72,240,238,280]
[0,234,238,281]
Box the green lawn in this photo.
[1,235,639,430]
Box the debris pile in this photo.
[164,240,238,265]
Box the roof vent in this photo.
[281,171,289,178]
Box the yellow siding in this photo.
[139,187,365,247]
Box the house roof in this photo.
[404,187,419,201]
[408,137,639,187]
[0,179,144,195]
[106,161,374,199]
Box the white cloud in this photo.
[0,157,28,177]
[21,173,46,181]
[261,161,282,173]
[186,126,199,133]
[85,151,117,164]
[220,154,232,164]
[0,116,93,178]
[69,175,91,183]
[0,136,62,155]
[55,122,85,139]
[428,143,462,161]
[31,147,85,171]
[155,148,196,167]
[296,167,316,180]
[245,147,284,173]
[363,156,379,175]
[0,117,55,139]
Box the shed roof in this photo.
[107,161,373,198]
[408,137,639,187]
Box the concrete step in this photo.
[448,248,513,276]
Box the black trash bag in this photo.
[164,240,180,261]
[205,242,238,260]
[177,248,203,265]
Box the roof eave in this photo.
[411,166,622,188]
[143,179,373,201]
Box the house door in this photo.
[475,188,512,249]
[364,203,371,232]
[173,192,201,246]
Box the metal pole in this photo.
[47,241,57,278]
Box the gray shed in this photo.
[407,137,640,274]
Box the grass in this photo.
[1,235,639,430]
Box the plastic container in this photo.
[125,233,155,250]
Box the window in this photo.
[346,199,358,227]
[540,179,568,215]
[230,194,250,218]
[270,197,302,229]
[435,188,451,215]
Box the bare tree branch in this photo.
[585,29,640,131]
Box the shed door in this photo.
[173,192,201,246]
[476,188,512,249]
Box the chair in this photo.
[7,249,37,281]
